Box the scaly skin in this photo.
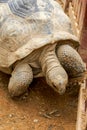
[39,44,68,95]
[8,63,33,97]
[56,44,86,78]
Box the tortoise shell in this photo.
[0,0,79,74]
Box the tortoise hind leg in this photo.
[8,63,33,97]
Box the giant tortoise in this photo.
[0,0,86,97]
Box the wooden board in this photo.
[76,81,87,130]
[69,2,80,38]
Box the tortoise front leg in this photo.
[56,44,86,77]
[8,63,33,97]
[39,44,68,95]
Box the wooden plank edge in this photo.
[76,80,87,130]
[69,2,80,39]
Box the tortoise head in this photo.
[51,75,67,95]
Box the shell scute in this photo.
[0,0,79,69]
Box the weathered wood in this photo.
[59,0,72,11]
[69,0,87,40]
[68,1,87,129]
[69,0,87,35]
[76,81,87,130]
[69,2,80,38]
[79,1,87,65]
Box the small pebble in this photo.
[33,119,39,123]
[9,114,14,118]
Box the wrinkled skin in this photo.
[0,0,86,97]
[8,43,86,97]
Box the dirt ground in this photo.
[0,72,79,130]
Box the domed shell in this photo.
[0,0,79,71]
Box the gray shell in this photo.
[0,0,79,74]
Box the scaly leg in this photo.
[8,63,33,97]
[56,44,86,78]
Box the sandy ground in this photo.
[0,72,79,130]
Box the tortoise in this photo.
[0,0,86,97]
